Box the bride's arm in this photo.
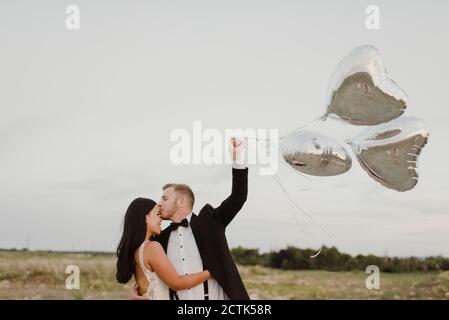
[145,241,211,291]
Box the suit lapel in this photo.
[190,213,206,264]
[190,213,200,245]
[160,224,174,252]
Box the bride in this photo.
[116,198,210,299]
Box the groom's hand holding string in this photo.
[229,136,245,167]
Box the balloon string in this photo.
[270,169,333,239]
[270,173,330,258]
[248,140,332,240]
[246,115,325,142]
[243,140,314,230]
[243,140,332,258]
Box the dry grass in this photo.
[1,250,448,300]
[0,250,130,300]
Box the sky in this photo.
[1,0,448,257]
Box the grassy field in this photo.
[1,250,449,300]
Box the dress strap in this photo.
[138,240,151,275]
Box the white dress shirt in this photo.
[166,163,246,300]
[167,212,228,300]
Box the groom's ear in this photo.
[177,195,185,208]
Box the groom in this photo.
[134,138,249,300]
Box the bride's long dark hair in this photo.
[116,197,156,284]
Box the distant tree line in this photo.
[231,246,449,273]
[3,246,448,273]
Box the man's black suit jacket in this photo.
[155,168,249,300]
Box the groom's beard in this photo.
[159,207,176,221]
[160,211,174,221]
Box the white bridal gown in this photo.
[138,240,170,300]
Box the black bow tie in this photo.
[170,218,189,230]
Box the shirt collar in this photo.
[170,212,194,229]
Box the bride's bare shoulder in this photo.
[134,241,163,261]
[144,240,163,254]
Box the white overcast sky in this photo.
[1,0,448,257]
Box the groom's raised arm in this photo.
[214,166,248,228]
[214,138,248,228]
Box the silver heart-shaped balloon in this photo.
[324,45,408,125]
[281,130,352,176]
[347,117,429,191]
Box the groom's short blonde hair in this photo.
[163,183,195,209]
